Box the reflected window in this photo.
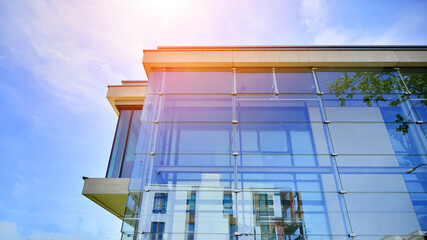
[186,223,194,240]
[260,223,276,240]
[185,191,196,240]
[150,222,165,240]
[223,192,233,215]
[187,192,196,214]
[255,194,274,217]
[153,193,168,214]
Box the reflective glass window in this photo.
[106,110,131,178]
[328,123,427,155]
[237,191,348,236]
[122,110,142,178]
[163,71,232,93]
[153,193,168,214]
[322,94,416,123]
[236,95,321,122]
[154,123,233,154]
[276,68,316,93]
[399,68,427,95]
[150,222,165,240]
[146,71,163,93]
[316,68,401,94]
[157,95,232,122]
[137,189,236,236]
[236,68,274,94]
[106,108,142,178]
[237,123,329,155]
[345,193,422,235]
[410,97,427,122]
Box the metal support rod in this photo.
[272,68,279,95]
[394,68,412,95]
[311,67,354,235]
[312,68,322,94]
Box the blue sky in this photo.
[0,0,426,239]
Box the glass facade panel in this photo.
[236,68,274,94]
[156,95,232,122]
[163,71,233,93]
[237,123,329,155]
[322,94,417,123]
[236,95,322,122]
[399,68,427,95]
[411,97,427,122]
[145,155,234,187]
[316,68,401,94]
[131,189,237,237]
[276,68,316,93]
[237,191,348,236]
[154,123,234,154]
[328,123,427,155]
[122,110,142,178]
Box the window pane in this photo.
[316,68,400,94]
[399,68,427,94]
[147,156,234,187]
[157,95,232,122]
[154,123,234,154]
[276,68,316,93]
[236,94,321,122]
[106,110,131,178]
[410,97,427,122]
[236,68,274,93]
[345,193,422,235]
[238,191,348,236]
[322,94,416,123]
[121,110,142,178]
[163,71,232,93]
[237,123,329,154]
[328,123,427,155]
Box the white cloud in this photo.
[0,1,147,112]
[299,0,427,45]
[300,0,328,30]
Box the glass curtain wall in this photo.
[121,68,427,240]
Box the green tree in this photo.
[327,71,427,135]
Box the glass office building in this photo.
[84,46,427,240]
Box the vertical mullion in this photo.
[394,67,412,95]
[272,68,279,95]
[231,68,240,238]
[311,67,354,237]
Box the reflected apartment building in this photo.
[82,46,427,240]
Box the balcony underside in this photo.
[82,178,129,219]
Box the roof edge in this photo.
[148,45,427,51]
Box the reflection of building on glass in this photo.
[153,193,168,214]
[186,191,196,240]
[253,192,304,240]
[150,222,165,240]
[81,47,427,240]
